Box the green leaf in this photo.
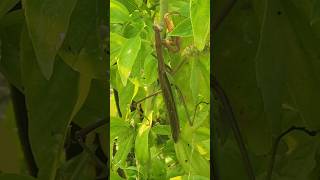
[72,79,107,128]
[174,137,210,177]
[168,18,192,37]
[110,33,127,65]
[113,131,135,168]
[61,0,101,54]
[190,0,210,50]
[0,10,23,90]
[110,0,130,24]
[110,116,131,141]
[62,31,107,80]
[255,0,289,133]
[20,27,79,180]
[213,2,272,155]
[0,174,36,180]
[115,0,138,13]
[23,0,78,79]
[152,125,171,135]
[190,58,200,103]
[143,54,158,85]
[281,0,320,130]
[55,151,96,180]
[0,0,19,20]
[311,0,320,25]
[135,119,151,164]
[70,75,91,120]
[117,35,141,86]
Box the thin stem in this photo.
[174,85,192,126]
[213,75,255,180]
[135,90,162,104]
[75,119,108,139]
[192,101,210,125]
[113,89,122,117]
[266,126,319,180]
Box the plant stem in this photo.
[154,25,180,142]
[135,90,162,104]
[266,126,319,180]
[213,76,255,180]
[75,119,108,139]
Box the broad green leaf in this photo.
[213,1,271,155]
[110,33,127,65]
[58,0,106,80]
[0,102,22,174]
[23,0,78,79]
[174,137,210,177]
[190,57,210,104]
[20,28,79,180]
[168,18,192,37]
[117,35,141,86]
[190,58,200,103]
[190,0,210,50]
[72,79,107,128]
[149,158,167,179]
[118,80,135,119]
[110,116,130,141]
[169,1,189,17]
[311,0,320,25]
[122,11,145,38]
[63,32,106,80]
[217,139,249,180]
[113,131,135,168]
[143,54,158,85]
[55,151,96,180]
[255,0,289,134]
[116,0,138,13]
[281,0,320,129]
[0,174,36,180]
[110,0,129,24]
[0,10,23,90]
[0,0,19,20]
[61,0,101,54]
[70,75,91,119]
[135,118,151,164]
[152,125,171,135]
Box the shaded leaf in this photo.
[23,0,78,79]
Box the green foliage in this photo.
[214,0,320,179]
[0,0,107,179]
[110,0,210,179]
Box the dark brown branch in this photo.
[154,24,180,142]
[113,89,122,117]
